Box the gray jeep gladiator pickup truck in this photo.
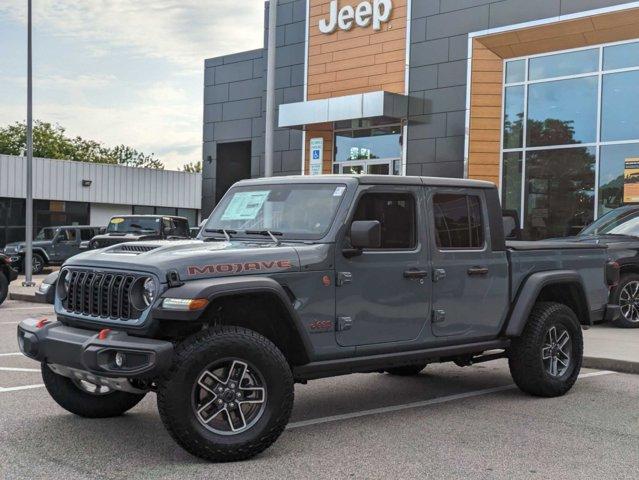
[17,175,620,462]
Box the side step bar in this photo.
[293,339,510,381]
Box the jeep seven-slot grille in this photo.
[64,270,140,320]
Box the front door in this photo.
[335,186,431,347]
[54,228,81,261]
[428,189,509,339]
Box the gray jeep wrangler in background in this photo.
[18,175,619,462]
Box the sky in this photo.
[0,1,264,170]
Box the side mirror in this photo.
[502,210,521,240]
[350,220,381,249]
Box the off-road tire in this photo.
[611,273,639,328]
[41,363,146,417]
[157,326,294,462]
[385,364,427,376]
[31,253,45,275]
[0,273,8,305]
[508,302,583,397]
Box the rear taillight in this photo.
[606,261,620,287]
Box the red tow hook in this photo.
[35,318,50,329]
[98,328,112,340]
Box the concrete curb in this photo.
[9,292,45,304]
[583,356,639,375]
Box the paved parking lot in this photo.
[0,299,638,479]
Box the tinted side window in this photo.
[175,219,189,237]
[80,229,94,241]
[60,229,77,242]
[353,193,416,249]
[433,194,485,249]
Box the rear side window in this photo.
[353,193,416,249]
[433,194,485,249]
[80,229,94,241]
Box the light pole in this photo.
[23,0,35,286]
[264,0,277,178]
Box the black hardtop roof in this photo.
[109,215,188,220]
[235,174,496,189]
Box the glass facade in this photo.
[333,124,402,176]
[502,39,639,239]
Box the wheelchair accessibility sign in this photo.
[310,138,323,176]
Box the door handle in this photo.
[404,269,429,279]
[467,266,489,276]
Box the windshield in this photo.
[35,228,59,241]
[106,217,161,234]
[580,208,639,236]
[204,184,347,240]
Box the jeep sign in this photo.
[319,0,393,34]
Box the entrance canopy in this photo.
[278,91,409,129]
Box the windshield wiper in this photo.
[205,228,237,242]
[245,230,283,245]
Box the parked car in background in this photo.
[2,226,102,274]
[39,216,192,305]
[575,205,639,328]
[0,253,19,306]
[89,215,191,249]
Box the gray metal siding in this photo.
[406,0,637,178]
[0,154,201,209]
[201,0,306,218]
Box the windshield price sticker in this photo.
[111,218,124,224]
[333,186,346,197]
[221,191,270,221]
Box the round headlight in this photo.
[143,278,156,306]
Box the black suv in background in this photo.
[574,205,639,328]
[2,226,102,274]
[0,253,18,305]
[89,215,191,249]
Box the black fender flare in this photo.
[504,270,590,337]
[154,276,311,363]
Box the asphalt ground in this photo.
[0,299,638,480]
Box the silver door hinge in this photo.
[432,309,446,324]
[337,316,353,331]
[337,271,352,286]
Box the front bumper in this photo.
[17,318,173,379]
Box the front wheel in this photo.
[508,302,583,398]
[41,364,146,417]
[157,326,294,462]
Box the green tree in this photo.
[0,120,164,169]
[181,161,202,173]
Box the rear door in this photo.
[428,188,509,338]
[334,185,431,347]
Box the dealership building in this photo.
[0,154,201,248]
[202,0,639,239]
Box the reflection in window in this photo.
[601,71,639,142]
[505,59,525,83]
[598,143,639,215]
[433,194,485,249]
[604,41,639,70]
[353,193,416,249]
[335,126,401,162]
[528,49,598,81]
[527,77,598,147]
[503,86,524,148]
[502,153,522,218]
[524,147,596,240]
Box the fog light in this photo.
[115,352,126,368]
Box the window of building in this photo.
[0,197,26,248]
[433,194,485,249]
[502,39,639,239]
[333,124,402,176]
[352,193,416,249]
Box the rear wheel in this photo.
[157,326,294,462]
[385,364,428,376]
[41,364,146,418]
[612,273,639,328]
[31,253,45,275]
[508,302,583,397]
